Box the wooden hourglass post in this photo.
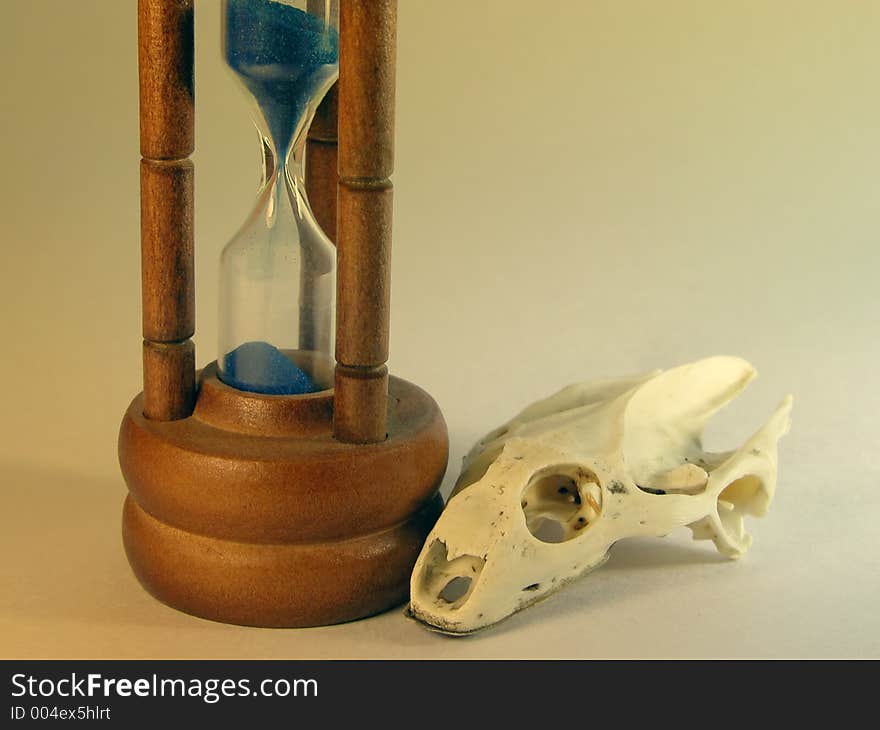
[334,0,397,444]
[305,85,338,241]
[138,0,195,421]
[305,0,339,246]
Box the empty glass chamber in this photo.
[218,0,339,394]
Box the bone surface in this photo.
[407,356,793,635]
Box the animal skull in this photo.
[407,356,792,635]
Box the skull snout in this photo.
[415,539,486,613]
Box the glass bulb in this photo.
[218,0,339,395]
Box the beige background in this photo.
[1,0,878,658]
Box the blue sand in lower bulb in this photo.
[225,0,339,155]
[222,341,317,395]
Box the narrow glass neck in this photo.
[258,130,308,204]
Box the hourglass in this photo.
[120,0,448,627]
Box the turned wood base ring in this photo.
[119,365,448,627]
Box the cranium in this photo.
[407,356,792,635]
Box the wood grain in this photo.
[306,83,338,241]
[142,340,196,421]
[335,183,392,365]
[334,0,397,443]
[138,0,195,420]
[120,372,449,627]
[140,159,194,343]
[333,364,390,444]
[338,0,396,179]
[138,0,194,159]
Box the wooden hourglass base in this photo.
[119,362,448,628]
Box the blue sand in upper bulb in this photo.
[222,341,317,395]
[225,0,339,155]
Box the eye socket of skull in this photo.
[521,466,602,543]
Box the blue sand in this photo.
[225,0,339,155]
[221,341,317,395]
